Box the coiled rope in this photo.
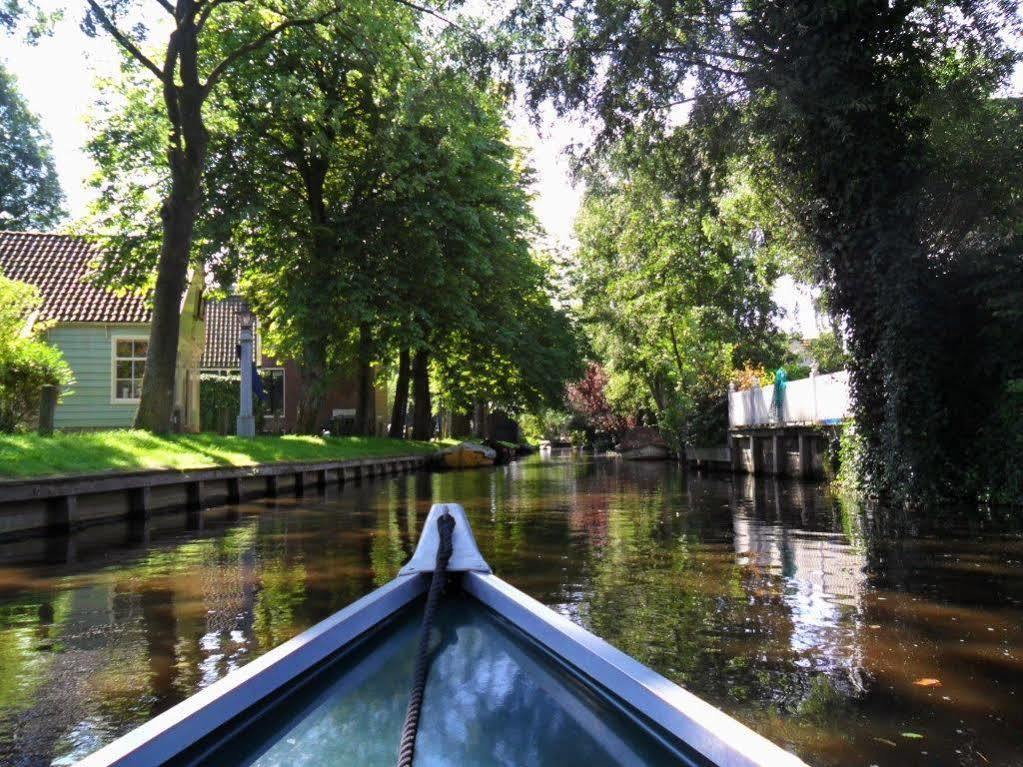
[396,511,455,767]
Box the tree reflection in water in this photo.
[0,452,1020,767]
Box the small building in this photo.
[0,231,205,431]
[202,296,388,434]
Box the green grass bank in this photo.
[0,431,440,480]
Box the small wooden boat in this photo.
[618,444,672,461]
[438,442,496,469]
[616,426,672,461]
[77,504,808,767]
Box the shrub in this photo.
[566,362,632,438]
[733,363,768,390]
[200,374,239,434]
[199,373,266,434]
[0,273,74,432]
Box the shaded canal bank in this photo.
[0,453,430,538]
[0,453,1021,766]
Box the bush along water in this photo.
[0,274,74,432]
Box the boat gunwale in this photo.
[74,573,429,767]
[464,571,810,767]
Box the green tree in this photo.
[205,23,579,435]
[87,5,581,438]
[83,0,343,433]
[380,77,581,431]
[572,138,786,447]
[0,63,63,230]
[505,0,1022,504]
[1,0,53,37]
[808,332,849,375]
[0,272,73,431]
[199,2,418,433]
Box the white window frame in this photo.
[110,334,150,404]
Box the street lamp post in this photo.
[237,304,256,438]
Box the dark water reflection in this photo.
[0,453,1021,766]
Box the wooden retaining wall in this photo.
[0,454,431,539]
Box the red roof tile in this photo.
[202,296,261,369]
[0,231,151,324]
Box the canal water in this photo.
[0,452,1020,767]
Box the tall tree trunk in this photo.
[295,343,326,434]
[411,349,432,441]
[471,400,487,440]
[388,346,411,439]
[134,187,200,432]
[295,383,324,434]
[135,20,208,433]
[354,322,375,436]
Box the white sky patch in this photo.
[507,100,588,249]
[1,2,122,218]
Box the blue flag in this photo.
[252,362,266,402]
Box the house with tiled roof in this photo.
[202,296,388,434]
[0,231,206,431]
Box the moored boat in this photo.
[616,426,673,461]
[77,504,808,767]
[618,443,672,461]
[437,442,496,469]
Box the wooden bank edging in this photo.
[0,454,432,539]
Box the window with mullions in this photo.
[113,337,148,402]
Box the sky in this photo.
[4,4,1018,339]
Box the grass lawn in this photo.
[0,431,440,480]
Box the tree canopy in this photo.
[505,0,1023,504]
[86,1,581,436]
[572,134,790,447]
[0,63,63,230]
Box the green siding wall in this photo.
[46,324,149,429]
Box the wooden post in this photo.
[798,433,812,479]
[265,474,279,498]
[186,507,205,531]
[186,481,205,511]
[46,495,77,533]
[772,433,783,476]
[294,472,305,497]
[127,514,150,545]
[130,486,151,519]
[227,477,241,504]
[38,385,58,436]
[316,469,327,492]
[186,480,205,530]
[749,434,760,475]
[45,533,76,564]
